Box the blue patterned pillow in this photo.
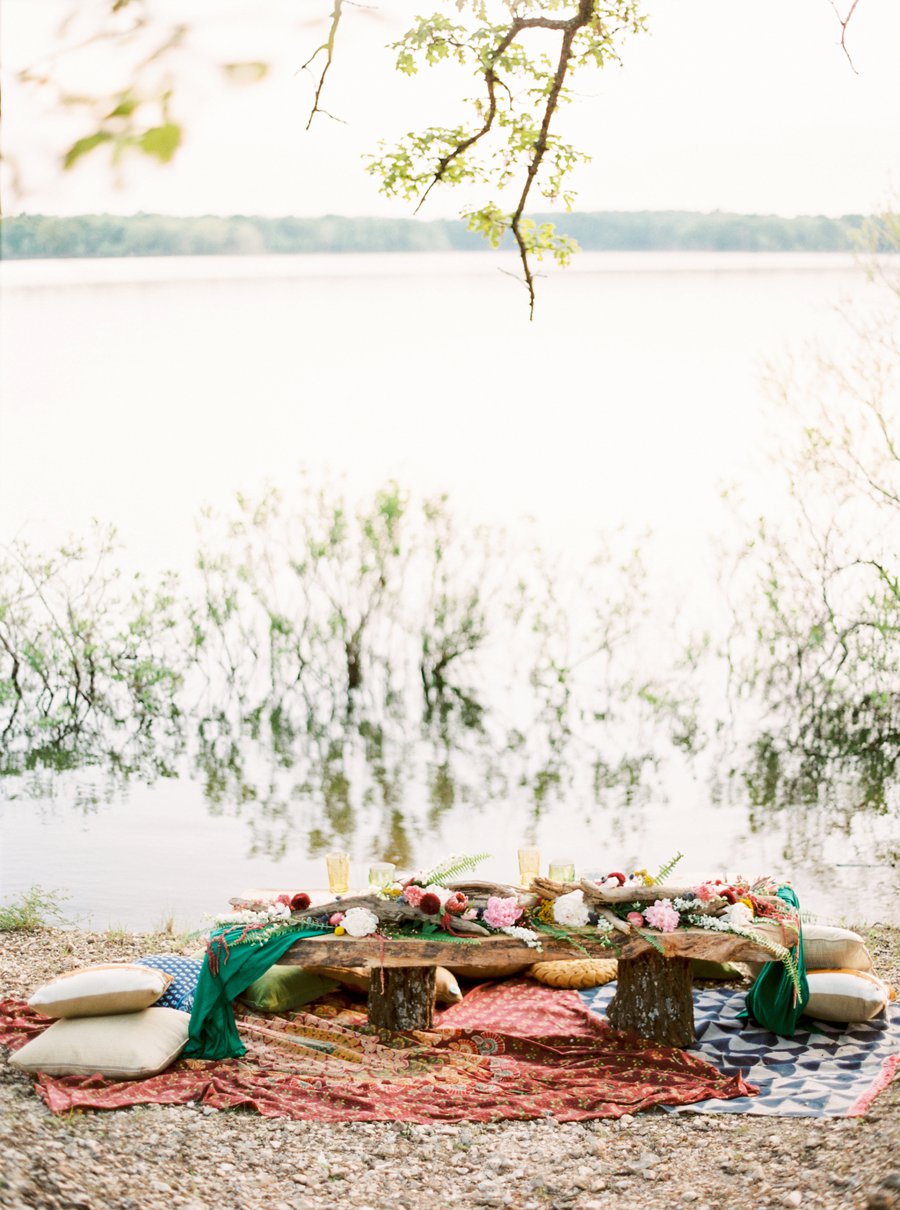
[135,955,203,1013]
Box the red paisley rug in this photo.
[0,980,756,1121]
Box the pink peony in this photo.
[644,899,680,932]
[483,896,523,929]
[329,912,345,925]
[403,885,426,908]
[694,883,715,902]
[626,911,645,928]
[275,893,292,908]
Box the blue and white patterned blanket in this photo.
[581,984,899,1117]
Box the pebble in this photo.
[0,925,897,1210]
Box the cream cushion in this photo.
[10,1007,190,1078]
[28,964,172,1019]
[804,969,893,1023]
[803,925,874,972]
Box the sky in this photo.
[1,0,899,218]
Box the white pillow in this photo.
[10,1007,190,1078]
[805,969,892,1023]
[28,964,172,1018]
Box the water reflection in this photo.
[0,483,896,880]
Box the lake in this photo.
[1,250,896,930]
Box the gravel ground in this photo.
[1,926,897,1210]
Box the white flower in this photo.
[210,902,290,928]
[721,902,754,928]
[500,925,542,949]
[341,907,380,937]
[595,918,614,934]
[553,890,590,928]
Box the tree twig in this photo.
[302,0,346,130]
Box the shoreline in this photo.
[0,925,897,1210]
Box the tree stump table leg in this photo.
[607,952,694,1047]
[367,965,436,1030]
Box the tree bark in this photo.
[607,951,694,1047]
[367,965,436,1030]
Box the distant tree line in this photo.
[0,210,873,260]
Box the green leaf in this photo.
[63,132,114,170]
[139,123,182,164]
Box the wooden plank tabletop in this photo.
[280,921,797,970]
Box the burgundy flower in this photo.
[291,892,311,912]
[419,892,442,916]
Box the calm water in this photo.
[1,251,896,929]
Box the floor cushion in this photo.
[10,1007,190,1078]
[28,964,171,1019]
[448,962,531,981]
[305,965,463,1005]
[530,959,618,989]
[803,925,874,972]
[135,955,204,1013]
[803,969,894,1023]
[238,965,339,1014]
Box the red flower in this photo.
[291,892,311,912]
[419,892,442,916]
[608,872,626,885]
[445,891,469,916]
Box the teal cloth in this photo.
[185,925,329,1059]
[742,886,809,1038]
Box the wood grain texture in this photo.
[280,921,796,970]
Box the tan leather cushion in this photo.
[28,964,172,1019]
[529,959,617,989]
[304,965,463,1005]
[448,963,530,981]
[10,1008,190,1078]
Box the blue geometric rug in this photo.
[580,984,899,1117]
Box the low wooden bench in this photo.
[281,919,797,1046]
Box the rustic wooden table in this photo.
[280,921,797,1045]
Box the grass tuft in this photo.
[0,885,69,932]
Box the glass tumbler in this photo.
[548,858,576,883]
[517,847,541,886]
[326,851,350,894]
[368,862,395,890]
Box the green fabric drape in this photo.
[185,925,330,1060]
[742,886,809,1038]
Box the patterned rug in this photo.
[580,984,899,1117]
[0,982,755,1121]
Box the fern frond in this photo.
[635,926,666,955]
[652,851,684,885]
[418,851,491,886]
